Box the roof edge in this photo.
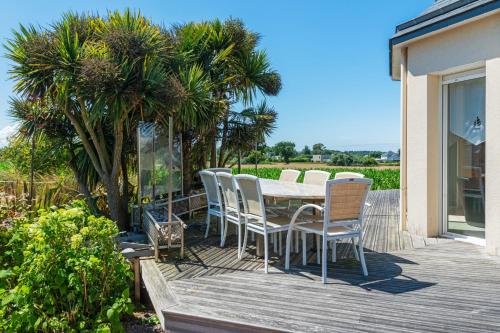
[389,0,500,79]
[396,0,479,33]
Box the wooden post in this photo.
[133,258,141,302]
[180,223,185,259]
[154,234,159,262]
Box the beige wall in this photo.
[405,72,440,237]
[485,58,500,255]
[403,12,500,254]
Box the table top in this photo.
[259,179,325,200]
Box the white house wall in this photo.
[404,12,500,255]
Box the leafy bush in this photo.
[289,154,311,163]
[330,153,353,166]
[235,167,400,190]
[360,157,378,166]
[243,150,265,164]
[329,153,379,167]
[0,201,132,332]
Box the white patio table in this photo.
[258,178,325,200]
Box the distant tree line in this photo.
[237,141,392,166]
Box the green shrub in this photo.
[289,155,311,163]
[360,157,378,166]
[0,202,133,332]
[243,151,265,164]
[234,167,400,190]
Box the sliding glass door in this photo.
[443,75,485,239]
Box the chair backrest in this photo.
[234,174,266,220]
[199,170,222,206]
[279,169,300,183]
[324,178,372,226]
[303,170,331,186]
[217,172,239,213]
[334,172,365,180]
[206,168,232,174]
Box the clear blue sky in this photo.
[0,0,433,151]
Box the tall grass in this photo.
[234,167,400,190]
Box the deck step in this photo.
[163,310,287,333]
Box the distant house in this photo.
[311,154,331,163]
[390,0,498,255]
[378,151,400,163]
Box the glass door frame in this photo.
[441,68,486,245]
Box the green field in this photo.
[233,167,400,190]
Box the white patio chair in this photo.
[199,170,224,243]
[273,169,301,250]
[269,169,301,210]
[217,172,246,259]
[285,178,372,283]
[301,170,331,247]
[279,169,301,183]
[322,172,365,264]
[334,172,364,179]
[303,170,331,186]
[235,174,292,273]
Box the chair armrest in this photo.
[290,204,324,226]
[285,203,324,270]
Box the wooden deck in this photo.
[141,190,500,332]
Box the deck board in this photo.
[141,190,500,332]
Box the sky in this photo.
[0,0,433,152]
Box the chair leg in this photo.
[358,234,368,276]
[316,235,321,265]
[204,213,211,238]
[264,233,269,274]
[294,231,299,253]
[251,231,255,242]
[273,233,278,253]
[241,225,248,258]
[302,232,307,265]
[351,237,360,261]
[285,228,292,270]
[278,232,283,256]
[332,239,337,263]
[220,216,225,246]
[237,224,242,259]
[220,218,228,247]
[322,236,328,284]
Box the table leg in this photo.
[256,234,264,257]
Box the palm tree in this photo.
[211,20,282,168]
[6,10,177,229]
[226,101,277,173]
[169,19,281,191]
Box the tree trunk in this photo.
[254,141,258,173]
[237,149,241,174]
[29,131,36,208]
[68,157,99,215]
[218,116,229,167]
[210,128,217,168]
[106,178,129,231]
[181,132,193,194]
[121,152,130,209]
